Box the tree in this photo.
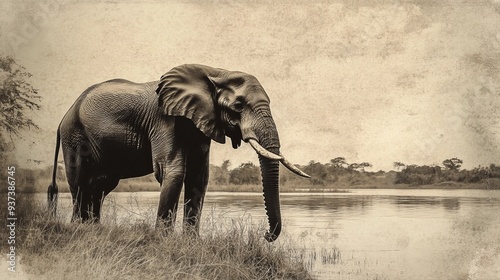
[348,163,360,171]
[229,162,260,185]
[303,160,328,185]
[0,56,41,151]
[347,162,372,172]
[0,56,41,231]
[221,160,231,172]
[442,158,463,171]
[395,164,442,185]
[359,162,372,172]
[330,157,348,168]
[393,162,406,171]
[209,160,231,185]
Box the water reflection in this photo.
[392,196,461,210]
[282,195,373,212]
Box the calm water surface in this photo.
[51,189,500,280]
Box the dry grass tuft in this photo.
[13,201,312,280]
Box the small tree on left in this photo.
[0,55,42,237]
[0,55,41,154]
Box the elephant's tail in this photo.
[47,125,60,217]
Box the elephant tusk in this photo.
[248,139,282,160]
[279,154,311,178]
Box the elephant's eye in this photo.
[232,100,245,112]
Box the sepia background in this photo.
[2,1,500,279]
[1,0,499,172]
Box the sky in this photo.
[1,0,499,171]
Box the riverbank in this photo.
[115,178,499,192]
[253,178,499,191]
[1,199,312,280]
[30,177,500,194]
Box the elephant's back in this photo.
[86,79,159,97]
[59,79,160,138]
[78,79,157,123]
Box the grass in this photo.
[3,194,313,280]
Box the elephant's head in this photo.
[156,64,310,241]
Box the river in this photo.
[49,189,500,280]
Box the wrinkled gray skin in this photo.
[47,64,309,241]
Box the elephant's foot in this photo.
[182,213,202,237]
[71,201,102,223]
[182,223,201,238]
[155,213,177,235]
[70,212,101,224]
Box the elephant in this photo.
[47,64,310,241]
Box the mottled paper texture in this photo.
[1,1,499,279]
[1,0,499,171]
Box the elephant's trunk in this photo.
[259,154,281,242]
[253,109,282,242]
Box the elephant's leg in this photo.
[89,176,119,222]
[183,139,211,234]
[155,149,187,230]
[90,193,103,223]
[70,185,93,222]
[64,135,95,222]
[68,176,116,223]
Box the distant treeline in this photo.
[211,157,500,187]
[394,159,500,186]
[209,158,384,187]
[14,157,500,193]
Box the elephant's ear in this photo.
[156,64,226,144]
